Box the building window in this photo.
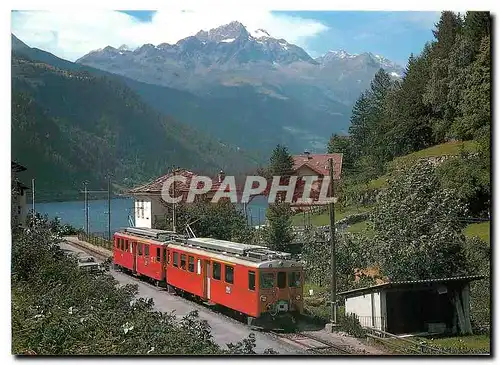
[173,252,179,267]
[180,254,186,270]
[260,272,275,289]
[248,271,256,291]
[188,256,195,272]
[277,271,287,289]
[212,262,221,280]
[225,265,234,284]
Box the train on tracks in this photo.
[112,227,304,329]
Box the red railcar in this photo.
[113,228,304,326]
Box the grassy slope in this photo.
[463,221,490,243]
[292,206,372,226]
[292,141,480,227]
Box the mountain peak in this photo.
[195,21,249,43]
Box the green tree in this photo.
[451,36,491,140]
[159,200,254,243]
[327,134,353,172]
[262,202,295,252]
[268,144,294,176]
[383,51,432,156]
[463,11,491,52]
[370,161,468,281]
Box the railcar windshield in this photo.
[288,271,302,287]
[260,272,275,289]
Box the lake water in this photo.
[36,196,269,235]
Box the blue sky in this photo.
[12,10,441,65]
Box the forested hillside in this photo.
[11,53,258,200]
[328,11,490,216]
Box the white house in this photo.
[11,161,29,227]
[339,275,484,335]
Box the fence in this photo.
[357,315,386,331]
[78,232,113,251]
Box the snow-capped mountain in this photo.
[78,21,403,99]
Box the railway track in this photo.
[272,331,354,354]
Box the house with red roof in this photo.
[290,151,343,208]
[126,169,245,229]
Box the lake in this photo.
[36,196,269,235]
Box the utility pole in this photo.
[172,169,177,233]
[328,157,337,327]
[31,178,35,222]
[80,182,109,238]
[84,182,88,235]
[107,175,111,241]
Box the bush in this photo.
[338,313,366,338]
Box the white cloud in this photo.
[11,10,329,61]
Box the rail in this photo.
[365,327,451,355]
[78,232,114,251]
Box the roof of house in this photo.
[126,169,242,196]
[11,161,27,173]
[338,275,485,298]
[292,153,343,179]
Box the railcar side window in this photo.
[138,243,142,256]
[180,254,187,270]
[225,265,234,284]
[120,239,124,251]
[213,262,221,280]
[260,272,275,289]
[144,245,150,256]
[173,252,179,267]
[277,272,287,289]
[163,249,167,264]
[167,250,170,264]
[197,259,201,274]
[125,241,129,252]
[188,256,195,272]
[288,272,301,287]
[156,248,161,261]
[248,271,256,291]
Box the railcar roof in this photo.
[115,227,302,268]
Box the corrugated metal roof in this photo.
[338,275,485,297]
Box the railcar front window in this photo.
[144,245,150,257]
[248,271,256,291]
[213,262,221,280]
[260,272,275,289]
[173,252,178,267]
[225,265,234,284]
[289,271,301,287]
[156,248,161,261]
[188,256,195,272]
[277,271,287,289]
[138,244,142,256]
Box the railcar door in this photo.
[132,241,137,273]
[203,260,211,300]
